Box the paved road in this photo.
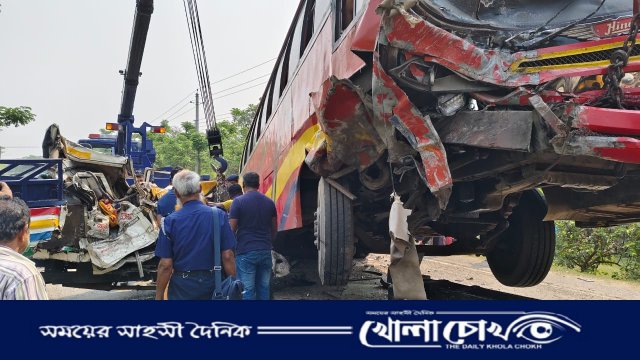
[419,255,640,300]
[47,255,640,300]
[46,285,154,300]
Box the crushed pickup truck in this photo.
[0,125,290,290]
[0,125,166,289]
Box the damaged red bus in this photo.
[241,0,640,287]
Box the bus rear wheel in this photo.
[314,178,355,286]
[487,190,555,287]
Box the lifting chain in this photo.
[603,13,640,108]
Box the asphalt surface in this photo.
[46,255,640,300]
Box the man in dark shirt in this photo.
[155,170,237,300]
[156,167,182,220]
[229,172,277,300]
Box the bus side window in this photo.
[289,9,304,81]
[280,43,291,95]
[256,107,264,140]
[335,0,354,41]
[315,0,331,28]
[265,81,275,120]
[246,125,254,157]
[300,0,316,57]
[334,0,365,41]
[273,56,285,101]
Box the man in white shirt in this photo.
[0,186,48,300]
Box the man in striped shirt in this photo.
[0,192,49,300]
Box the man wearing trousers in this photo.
[229,172,276,300]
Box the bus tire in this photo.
[487,190,555,288]
[315,178,355,286]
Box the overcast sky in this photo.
[0,0,299,158]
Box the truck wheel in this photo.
[487,190,555,287]
[314,178,355,286]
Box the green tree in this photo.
[0,106,36,130]
[183,121,208,171]
[217,104,256,174]
[147,120,207,173]
[555,221,640,276]
[230,104,257,129]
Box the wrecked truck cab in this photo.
[29,125,160,289]
[241,0,640,289]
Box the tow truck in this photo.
[1,0,165,289]
[1,0,231,290]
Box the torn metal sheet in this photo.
[378,2,539,87]
[63,138,129,167]
[528,95,568,137]
[557,135,640,164]
[31,249,91,263]
[388,194,427,300]
[435,111,534,152]
[80,201,158,271]
[373,54,453,209]
[92,251,155,275]
[563,103,640,136]
[308,77,385,174]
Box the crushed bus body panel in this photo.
[373,55,452,209]
[308,76,385,176]
[240,0,640,288]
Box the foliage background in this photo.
[145,104,255,176]
[0,106,35,130]
[555,221,640,280]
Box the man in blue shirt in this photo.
[229,172,277,300]
[155,170,237,300]
[156,167,182,219]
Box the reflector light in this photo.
[152,127,166,134]
[105,123,120,131]
[88,134,101,139]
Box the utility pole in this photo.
[194,91,201,174]
[0,146,4,160]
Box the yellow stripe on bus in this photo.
[30,218,60,230]
[265,124,321,201]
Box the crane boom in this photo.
[116,0,154,157]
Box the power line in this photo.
[148,58,275,125]
[163,102,193,122]
[149,89,197,124]
[212,73,270,95]
[166,106,196,123]
[172,81,265,125]
[213,82,267,100]
[211,58,276,85]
